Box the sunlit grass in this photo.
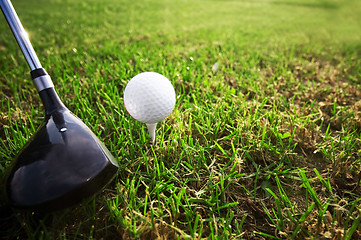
[1,0,361,239]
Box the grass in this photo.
[1,0,361,239]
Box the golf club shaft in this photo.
[1,0,55,93]
[0,0,42,70]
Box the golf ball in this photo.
[124,72,176,124]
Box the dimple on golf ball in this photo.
[124,72,176,124]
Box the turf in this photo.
[1,0,361,239]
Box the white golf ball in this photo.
[124,72,176,124]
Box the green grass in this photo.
[1,0,361,239]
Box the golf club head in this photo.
[3,95,118,211]
[1,0,119,211]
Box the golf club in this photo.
[0,0,119,211]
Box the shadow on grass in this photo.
[0,207,35,239]
[272,0,339,9]
[0,193,120,239]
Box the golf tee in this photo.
[146,123,157,145]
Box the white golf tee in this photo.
[146,123,157,145]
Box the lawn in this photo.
[1,0,361,239]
